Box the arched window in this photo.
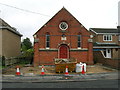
[46,32,50,49]
[78,33,81,48]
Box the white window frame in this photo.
[46,34,50,49]
[103,35,112,41]
[59,22,68,31]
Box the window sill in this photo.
[46,48,50,49]
[77,47,81,49]
[104,57,111,59]
[103,40,112,41]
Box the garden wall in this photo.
[93,51,120,70]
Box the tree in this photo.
[21,37,33,64]
[21,37,32,51]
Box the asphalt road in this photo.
[2,79,119,88]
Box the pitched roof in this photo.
[33,7,88,36]
[90,28,118,34]
[0,18,22,37]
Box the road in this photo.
[2,79,119,88]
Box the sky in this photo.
[0,0,119,43]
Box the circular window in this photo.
[59,22,68,31]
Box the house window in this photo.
[46,33,50,49]
[78,35,81,48]
[103,35,112,41]
[59,22,68,31]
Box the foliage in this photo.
[0,56,5,66]
[22,49,34,58]
[21,37,34,64]
[21,37,32,51]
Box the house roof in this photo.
[93,42,120,48]
[0,18,22,37]
[90,28,118,34]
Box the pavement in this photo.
[1,71,119,83]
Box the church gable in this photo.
[34,7,89,36]
[33,7,93,66]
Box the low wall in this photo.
[93,51,120,69]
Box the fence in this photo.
[0,56,32,66]
[5,57,21,66]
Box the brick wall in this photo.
[33,8,93,66]
[93,51,120,69]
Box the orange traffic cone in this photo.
[81,65,85,74]
[41,65,45,75]
[65,66,69,75]
[16,66,21,75]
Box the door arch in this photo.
[59,44,69,59]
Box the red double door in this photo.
[59,45,69,59]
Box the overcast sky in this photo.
[0,0,119,43]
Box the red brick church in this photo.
[33,7,93,66]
